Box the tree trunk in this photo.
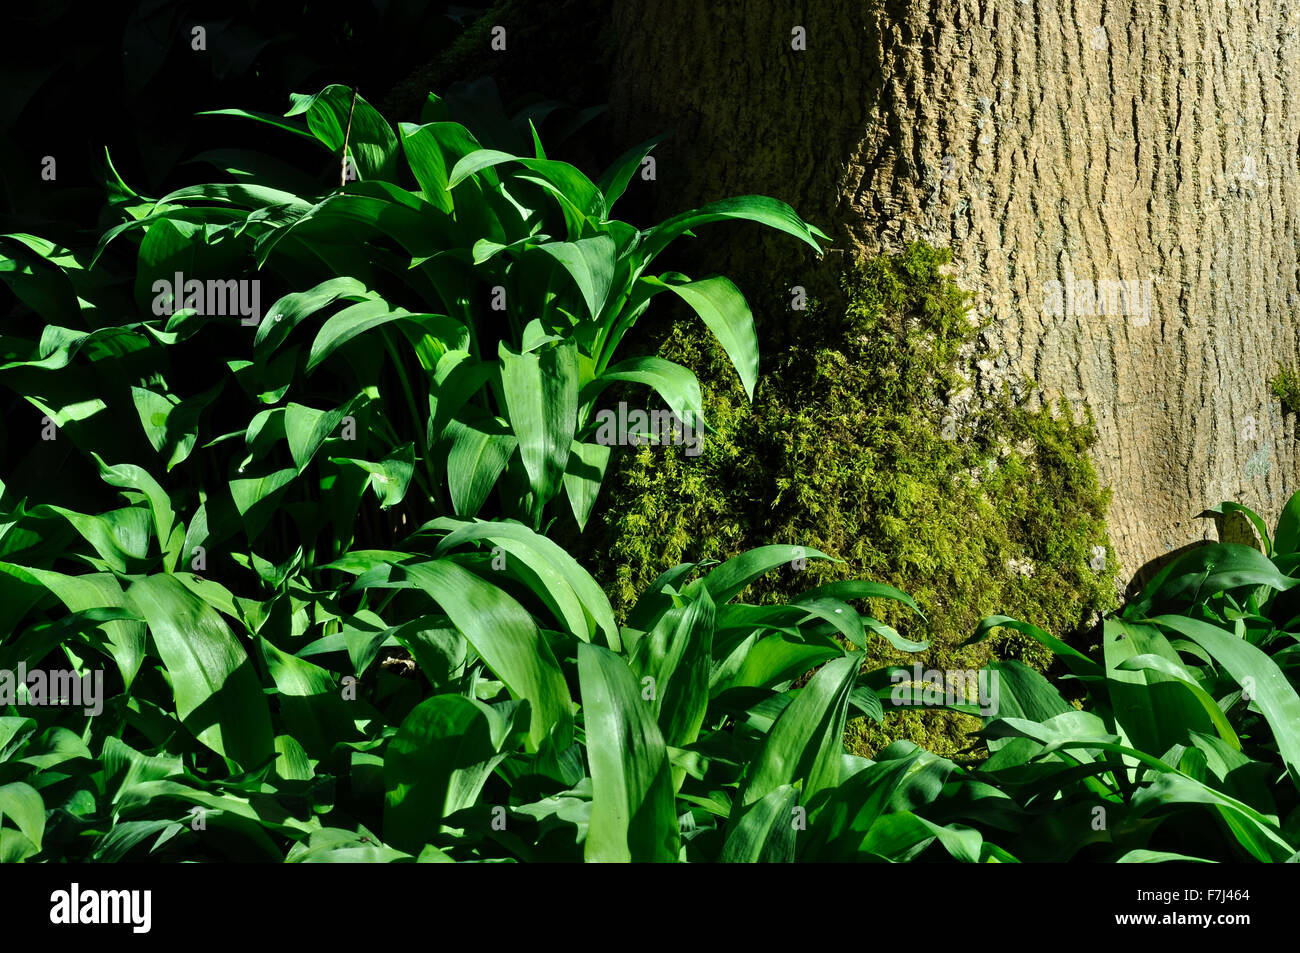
[607,0,1300,584]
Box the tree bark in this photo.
[607,0,1300,583]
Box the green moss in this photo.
[578,243,1118,760]
[1272,366,1300,415]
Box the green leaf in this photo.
[637,588,715,775]
[35,505,152,572]
[719,783,798,862]
[256,277,376,356]
[597,134,668,212]
[445,417,516,517]
[639,274,760,400]
[89,454,174,552]
[332,443,416,510]
[583,356,705,437]
[562,440,610,531]
[533,236,616,321]
[391,560,572,751]
[1203,501,1272,555]
[430,517,619,649]
[258,637,355,759]
[398,123,457,213]
[1116,849,1215,863]
[196,108,316,142]
[1151,613,1300,788]
[736,654,860,811]
[578,642,679,862]
[500,341,578,515]
[0,782,44,850]
[307,301,464,372]
[1131,543,1299,614]
[229,467,297,540]
[1104,618,1217,755]
[448,150,604,220]
[286,86,399,182]
[0,565,145,689]
[284,399,357,471]
[701,544,836,604]
[1276,490,1300,557]
[125,574,274,770]
[641,195,828,262]
[716,635,841,693]
[383,694,508,853]
[966,614,1100,677]
[798,755,920,860]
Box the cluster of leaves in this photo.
[0,85,1008,862]
[913,496,1300,861]
[579,242,1118,760]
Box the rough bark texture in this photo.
[607,0,1300,584]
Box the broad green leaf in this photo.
[1152,613,1300,787]
[640,274,760,400]
[331,443,416,509]
[584,356,706,437]
[0,782,44,850]
[445,417,516,516]
[597,134,668,212]
[392,560,572,751]
[641,195,828,262]
[285,400,357,471]
[0,564,145,689]
[90,454,174,551]
[1116,653,1240,750]
[717,635,841,693]
[1129,771,1295,861]
[1131,543,1298,615]
[737,654,860,811]
[307,301,464,371]
[286,85,399,182]
[258,637,355,758]
[1276,490,1300,557]
[383,694,506,853]
[448,150,604,220]
[229,467,297,540]
[637,589,715,788]
[701,544,836,604]
[719,783,798,862]
[1104,618,1216,756]
[35,505,152,572]
[579,642,679,862]
[126,574,274,770]
[500,341,578,514]
[255,277,376,355]
[430,516,618,649]
[562,440,610,531]
[532,236,616,321]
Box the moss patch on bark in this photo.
[574,242,1118,759]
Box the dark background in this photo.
[0,0,624,238]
